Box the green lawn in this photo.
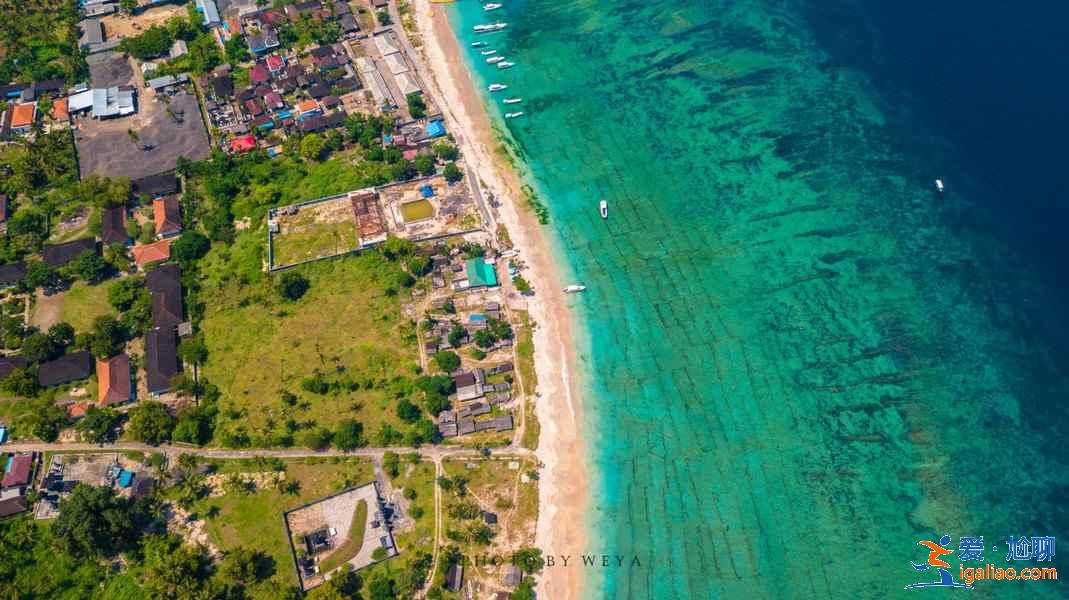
[199,246,421,447]
[47,280,118,333]
[318,499,368,573]
[188,458,375,594]
[514,311,540,450]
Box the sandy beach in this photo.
[411,3,590,598]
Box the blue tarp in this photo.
[426,121,445,138]
[419,185,434,198]
[383,134,393,144]
[118,470,134,488]
[0,426,7,444]
[276,110,292,119]
[257,120,275,130]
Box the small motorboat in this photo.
[563,284,587,294]
[483,2,503,10]
[935,179,945,193]
[503,97,522,104]
[473,22,508,32]
[471,41,487,47]
[496,61,515,69]
[481,49,497,55]
[599,199,608,219]
[488,83,508,92]
[486,56,505,64]
[505,111,524,119]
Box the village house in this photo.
[97,353,133,406]
[100,205,128,246]
[132,239,171,270]
[145,327,178,396]
[454,369,486,401]
[153,195,182,238]
[9,103,37,135]
[41,238,97,268]
[133,172,179,199]
[0,262,26,290]
[37,351,93,387]
[147,263,184,331]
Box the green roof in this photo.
[465,258,498,288]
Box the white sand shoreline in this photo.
[411,3,590,598]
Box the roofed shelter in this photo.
[97,354,132,406]
[465,258,498,288]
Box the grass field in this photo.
[271,199,361,268]
[318,499,368,573]
[35,280,118,333]
[400,200,434,223]
[200,245,421,447]
[513,311,540,450]
[188,457,375,594]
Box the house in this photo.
[338,14,358,35]
[264,91,284,111]
[210,74,234,100]
[465,257,499,289]
[480,510,498,525]
[1,454,33,488]
[195,0,221,27]
[147,264,183,327]
[90,86,136,118]
[249,64,270,85]
[230,134,257,153]
[146,73,189,94]
[247,27,280,55]
[0,496,29,518]
[145,327,178,395]
[66,401,90,419]
[80,19,105,49]
[371,0,387,8]
[38,351,93,387]
[0,262,25,290]
[100,205,128,245]
[445,564,463,593]
[9,103,36,134]
[244,98,264,117]
[222,18,242,40]
[0,356,27,379]
[454,370,485,401]
[295,99,321,118]
[50,97,69,122]
[97,354,132,406]
[41,238,97,267]
[132,239,171,269]
[153,195,182,238]
[266,54,285,73]
[133,172,179,198]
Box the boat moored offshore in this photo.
[563,284,587,294]
[473,22,508,32]
[483,2,503,10]
[471,41,487,47]
[480,49,497,55]
[496,61,515,69]
[488,83,508,92]
[503,97,522,104]
[935,179,945,193]
[505,111,524,119]
[486,56,505,64]
[599,199,608,219]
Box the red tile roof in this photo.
[51,97,69,121]
[2,454,32,488]
[97,354,131,406]
[132,239,171,268]
[250,64,269,83]
[153,195,182,237]
[10,103,36,128]
[230,134,257,153]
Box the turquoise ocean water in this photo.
[447,1,1069,597]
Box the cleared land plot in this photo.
[99,4,187,40]
[187,458,374,594]
[271,197,360,268]
[381,174,478,239]
[199,253,421,444]
[75,91,210,182]
[436,457,539,590]
[88,51,133,88]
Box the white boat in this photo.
[473,22,508,33]
[480,49,497,55]
[563,284,586,294]
[486,56,505,64]
[505,111,524,119]
[496,61,515,69]
[488,83,508,92]
[483,2,502,10]
[471,41,487,47]
[599,199,608,219]
[503,97,522,104]
[935,179,945,193]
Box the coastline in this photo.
[411,3,590,598]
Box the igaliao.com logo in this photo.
[905,534,1057,590]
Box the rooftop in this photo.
[132,239,171,268]
[97,354,131,406]
[38,351,93,387]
